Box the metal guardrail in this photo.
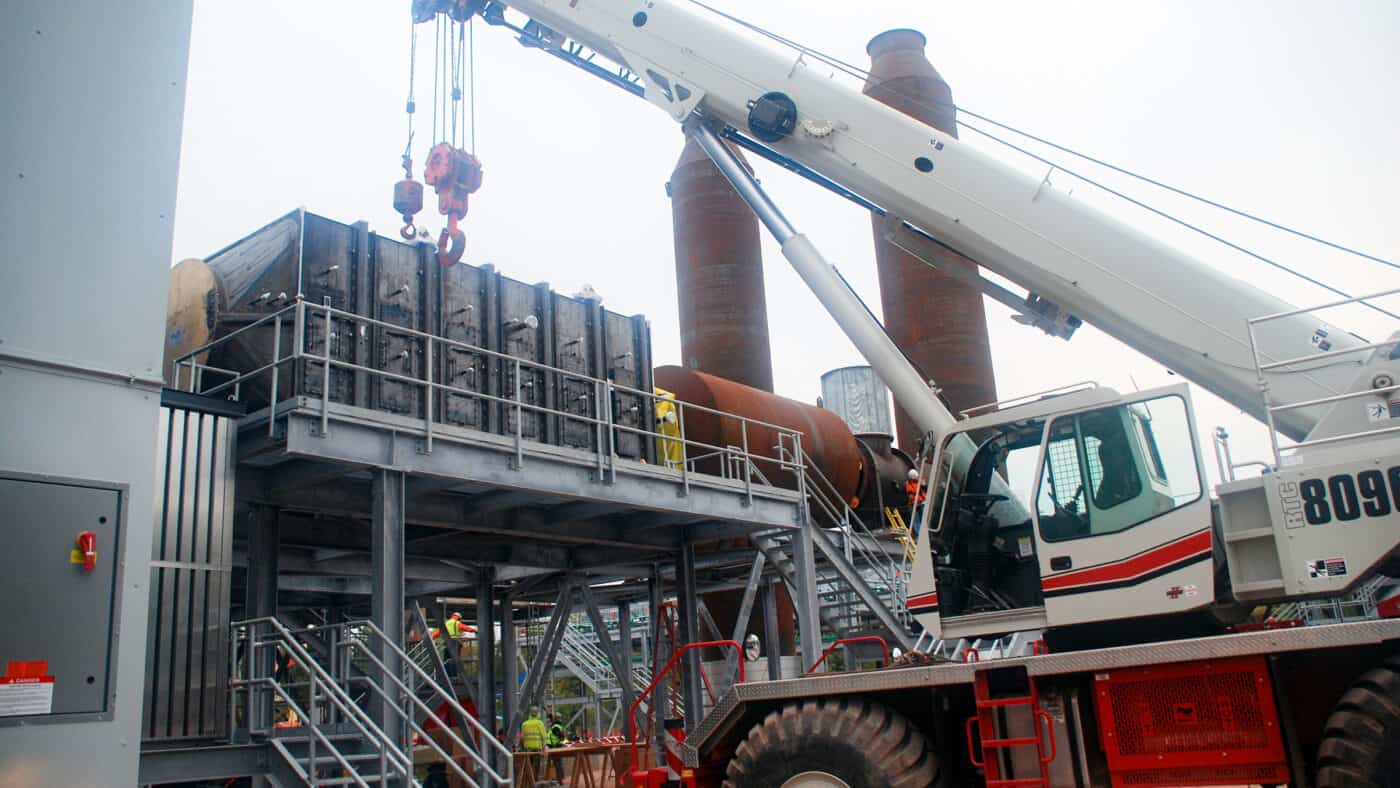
[1247,286,1400,464]
[170,299,808,508]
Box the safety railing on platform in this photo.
[231,617,416,786]
[168,299,806,502]
[1247,286,1400,464]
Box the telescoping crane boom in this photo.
[458,0,1400,641]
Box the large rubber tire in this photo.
[722,698,939,788]
[1315,655,1400,788]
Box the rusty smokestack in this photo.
[864,29,997,450]
[668,135,774,392]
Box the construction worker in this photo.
[546,712,566,747]
[906,468,928,539]
[545,711,567,780]
[520,706,546,752]
[442,612,473,675]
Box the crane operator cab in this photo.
[907,384,1213,641]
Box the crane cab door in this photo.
[1032,384,1214,628]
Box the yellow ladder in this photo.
[884,507,917,563]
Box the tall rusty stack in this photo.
[669,136,775,392]
[864,29,997,451]
[668,136,798,658]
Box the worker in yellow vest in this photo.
[520,706,547,752]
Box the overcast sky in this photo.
[171,0,1399,488]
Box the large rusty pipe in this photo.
[864,29,997,451]
[655,366,864,506]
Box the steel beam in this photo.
[370,469,407,751]
[245,505,279,732]
[138,743,270,785]
[647,565,666,766]
[789,524,822,670]
[499,589,518,748]
[580,584,631,736]
[616,599,635,727]
[476,566,497,769]
[808,526,915,652]
[513,582,573,730]
[761,581,782,680]
[724,552,765,686]
[675,543,704,730]
[283,411,802,529]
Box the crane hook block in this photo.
[394,177,424,240]
[423,143,482,265]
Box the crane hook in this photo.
[438,214,466,266]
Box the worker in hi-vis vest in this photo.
[520,706,546,751]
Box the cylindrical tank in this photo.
[853,432,915,519]
[863,29,997,451]
[668,136,774,392]
[655,366,863,505]
[820,366,893,436]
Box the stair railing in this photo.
[231,617,415,785]
[336,619,513,787]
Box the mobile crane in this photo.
[429,1,1400,785]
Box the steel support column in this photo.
[245,505,279,733]
[616,599,634,725]
[370,469,407,751]
[648,566,666,766]
[790,524,822,670]
[499,590,517,749]
[761,581,782,681]
[674,543,704,729]
[475,568,497,772]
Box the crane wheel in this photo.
[1315,654,1400,788]
[721,698,939,788]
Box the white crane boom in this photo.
[489,0,1382,446]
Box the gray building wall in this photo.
[0,3,192,785]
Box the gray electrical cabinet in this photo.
[0,474,125,723]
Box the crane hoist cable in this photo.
[393,17,424,240]
[685,0,1397,305]
[396,0,483,266]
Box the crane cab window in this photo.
[1036,395,1201,542]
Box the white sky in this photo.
[171,0,1400,489]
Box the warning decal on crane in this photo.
[1306,557,1348,580]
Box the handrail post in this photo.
[513,358,524,469]
[677,402,690,497]
[424,335,434,453]
[594,378,607,480]
[320,300,332,438]
[740,418,753,506]
[1245,320,1282,466]
[793,432,808,524]
[268,313,282,437]
[605,381,617,484]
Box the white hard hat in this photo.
[906,469,919,481]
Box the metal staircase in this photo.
[748,441,924,651]
[231,617,512,787]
